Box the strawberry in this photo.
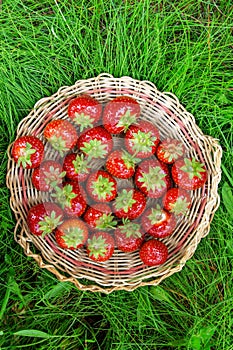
[124,120,160,158]
[83,203,117,231]
[135,158,172,198]
[114,219,144,252]
[162,187,191,216]
[103,95,141,134]
[86,170,117,203]
[52,181,87,217]
[112,188,146,220]
[87,231,115,262]
[32,160,65,192]
[156,138,185,164]
[67,94,102,132]
[172,157,207,190]
[141,206,176,238]
[55,218,88,250]
[105,150,139,179]
[11,135,44,169]
[44,119,78,156]
[139,239,168,266]
[27,202,64,236]
[63,153,90,182]
[77,126,113,160]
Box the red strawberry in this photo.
[172,157,207,190]
[77,126,113,160]
[52,181,87,217]
[135,159,172,198]
[105,150,139,179]
[27,202,64,236]
[141,206,176,238]
[112,188,146,220]
[103,95,141,134]
[139,239,168,266]
[124,120,160,158]
[11,135,44,169]
[32,160,65,192]
[87,231,115,262]
[44,119,78,156]
[86,170,117,203]
[83,203,117,231]
[156,138,185,164]
[67,94,102,132]
[63,153,90,182]
[55,218,88,250]
[162,188,191,216]
[115,219,144,252]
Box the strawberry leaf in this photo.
[74,112,95,132]
[81,139,107,160]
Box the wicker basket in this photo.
[6,74,222,293]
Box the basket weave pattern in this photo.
[6,74,222,293]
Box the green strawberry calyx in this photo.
[81,139,107,160]
[44,167,66,189]
[131,130,157,154]
[51,184,77,209]
[62,226,85,248]
[120,219,142,238]
[161,140,184,162]
[121,150,140,170]
[87,234,108,259]
[180,158,206,180]
[72,154,90,175]
[170,197,190,216]
[148,206,167,225]
[91,175,115,200]
[96,213,117,230]
[116,109,137,132]
[48,135,69,156]
[39,211,63,238]
[17,142,36,168]
[114,189,136,213]
[138,166,166,191]
[74,112,95,132]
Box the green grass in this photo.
[0,0,233,348]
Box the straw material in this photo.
[6,74,222,293]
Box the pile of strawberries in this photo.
[11,95,207,266]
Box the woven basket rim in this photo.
[6,73,222,293]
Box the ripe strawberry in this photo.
[162,187,191,216]
[115,219,144,252]
[87,231,115,262]
[77,126,113,160]
[124,120,160,158]
[67,94,102,132]
[86,170,117,203]
[63,153,90,182]
[139,239,168,266]
[55,218,88,250]
[105,150,139,179]
[103,95,141,134]
[44,119,78,156]
[141,206,176,238]
[83,203,117,231]
[135,159,172,198]
[156,138,185,164]
[32,160,65,192]
[27,202,64,236]
[11,135,44,169]
[172,157,207,190]
[112,188,146,220]
[52,181,87,217]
